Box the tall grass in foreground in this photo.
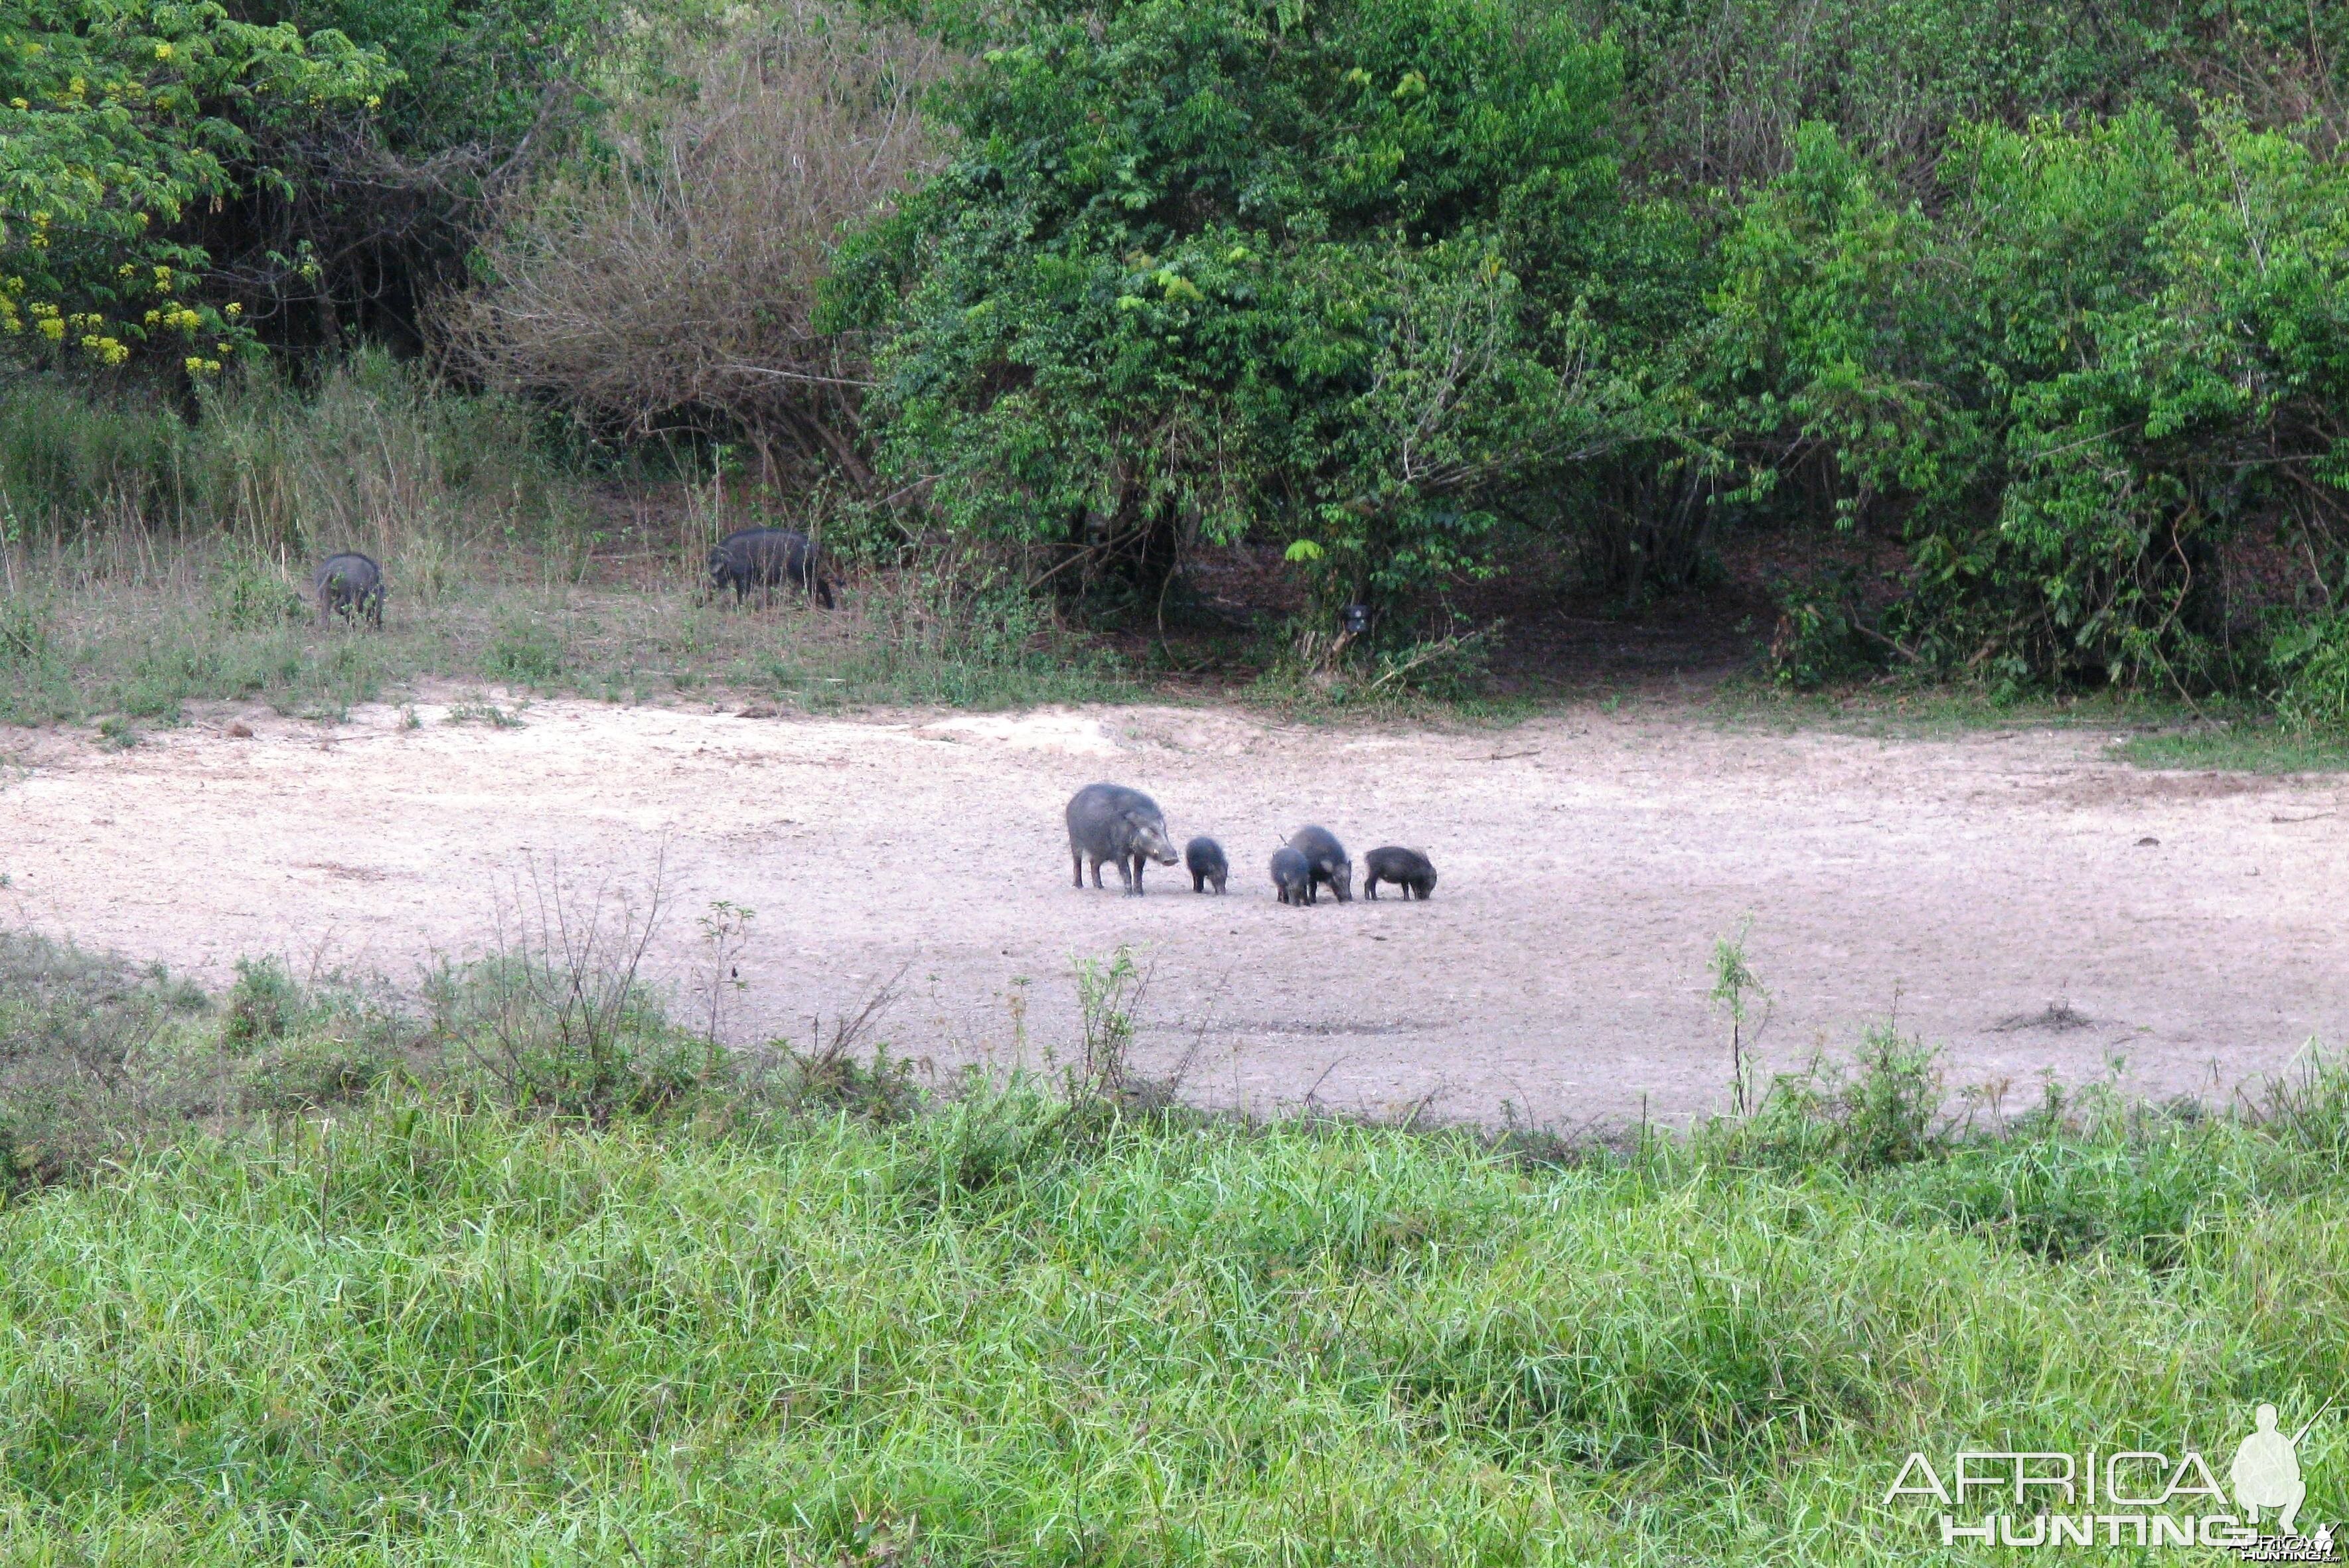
[3,932,2347,1562]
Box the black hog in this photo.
[1363,846,1438,900]
[314,553,385,628]
[1065,782,1179,895]
[1286,825,1352,902]
[708,528,834,608]
[1270,846,1315,906]
[1185,836,1229,894]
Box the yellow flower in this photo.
[224,302,242,317]
[154,42,173,60]
[7,98,26,111]
[38,317,64,340]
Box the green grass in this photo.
[2111,724,2349,774]
[1701,676,2349,774]
[0,563,1144,736]
[4,934,2349,1563]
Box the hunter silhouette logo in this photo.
[2233,1404,2311,1535]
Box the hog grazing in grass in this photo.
[708,527,834,608]
[1270,845,1315,906]
[1185,836,1229,894]
[1066,782,1179,895]
[314,553,385,629]
[1286,825,1353,902]
[1363,846,1438,900]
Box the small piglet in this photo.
[1185,836,1229,894]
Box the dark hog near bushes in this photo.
[314,553,386,628]
[1065,784,1179,895]
[708,529,835,608]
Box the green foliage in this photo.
[8,1038,2349,1557]
[1766,567,1876,687]
[849,0,1633,632]
[1710,106,2349,691]
[2272,612,2349,735]
[222,956,305,1048]
[0,0,394,370]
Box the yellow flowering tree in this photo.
[0,0,394,372]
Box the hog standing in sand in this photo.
[1185,836,1229,894]
[1270,845,1315,906]
[1363,846,1438,900]
[1065,783,1179,895]
[1286,825,1353,902]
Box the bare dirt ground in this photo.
[3,692,2344,1129]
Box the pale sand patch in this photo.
[2,695,2342,1128]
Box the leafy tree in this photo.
[1709,106,2349,689]
[1,0,393,372]
[844,0,1634,634]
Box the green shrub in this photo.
[1711,108,2349,691]
[485,610,568,687]
[222,958,307,1049]
[2272,614,2349,735]
[210,557,309,630]
[0,0,394,376]
[1716,1025,1946,1173]
[846,0,1631,636]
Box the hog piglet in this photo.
[1363,846,1438,900]
[1270,846,1316,906]
[1185,836,1229,894]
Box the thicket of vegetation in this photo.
[3,925,2348,1560]
[5,0,2347,710]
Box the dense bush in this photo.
[0,0,394,372]
[447,5,951,483]
[10,0,2349,702]
[1713,107,2349,689]
[841,0,1636,634]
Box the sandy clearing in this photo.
[1,695,2343,1127]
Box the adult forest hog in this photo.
[314,553,385,629]
[1066,783,1179,895]
[708,528,834,608]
